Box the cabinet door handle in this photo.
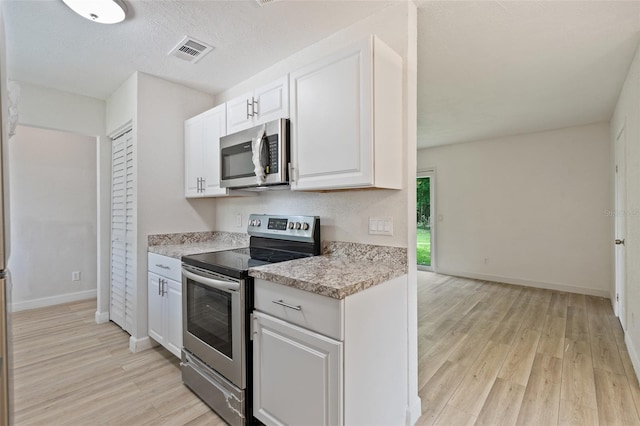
[246,99,253,118]
[158,277,162,296]
[272,300,302,311]
[252,98,258,117]
[201,177,205,193]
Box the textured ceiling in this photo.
[3,0,393,100]
[417,1,640,148]
[6,1,640,149]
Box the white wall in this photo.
[9,125,97,310]
[106,72,215,344]
[17,82,105,137]
[418,122,612,297]
[134,72,215,343]
[13,82,108,318]
[611,41,640,384]
[214,2,409,248]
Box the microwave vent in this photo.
[168,36,214,63]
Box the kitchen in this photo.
[1,1,420,425]
[5,1,640,425]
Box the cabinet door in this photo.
[201,104,229,197]
[253,312,343,426]
[164,278,182,358]
[254,76,289,126]
[147,272,164,346]
[226,91,254,134]
[290,38,373,190]
[184,116,203,198]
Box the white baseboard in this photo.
[407,395,422,426]
[625,332,640,386]
[435,268,610,298]
[12,289,97,312]
[95,310,110,324]
[129,336,153,353]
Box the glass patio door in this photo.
[417,175,433,270]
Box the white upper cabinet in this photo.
[226,76,289,135]
[289,35,403,191]
[185,104,244,198]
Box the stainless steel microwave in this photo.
[220,118,289,190]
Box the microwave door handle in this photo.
[182,268,240,292]
[260,135,269,169]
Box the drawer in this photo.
[254,279,343,340]
[148,252,182,282]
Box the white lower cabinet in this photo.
[252,275,409,426]
[252,312,342,426]
[147,253,182,358]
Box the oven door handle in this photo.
[182,268,240,292]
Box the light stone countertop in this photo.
[147,231,249,259]
[248,242,408,299]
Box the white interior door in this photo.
[615,125,627,329]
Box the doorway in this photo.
[614,124,627,328]
[417,172,434,271]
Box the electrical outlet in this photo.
[72,271,81,281]
[235,214,242,228]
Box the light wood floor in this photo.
[11,299,225,425]
[417,271,640,426]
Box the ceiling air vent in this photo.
[255,0,281,6]
[169,36,213,63]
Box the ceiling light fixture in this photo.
[62,0,127,24]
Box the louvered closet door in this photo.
[110,130,135,333]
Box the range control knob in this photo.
[255,219,261,227]
[249,219,255,226]
[295,222,302,230]
[302,222,310,231]
[288,222,295,230]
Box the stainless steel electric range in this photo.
[180,214,321,426]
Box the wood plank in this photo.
[558,398,598,426]
[476,378,526,426]
[497,328,540,387]
[537,314,566,359]
[560,338,597,407]
[590,333,626,375]
[433,404,476,426]
[418,360,469,426]
[515,353,562,426]
[447,341,511,416]
[594,368,640,425]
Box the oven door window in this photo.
[187,280,233,359]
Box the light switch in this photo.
[369,217,393,236]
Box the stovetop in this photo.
[181,214,321,280]
[181,246,313,279]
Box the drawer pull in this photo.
[155,264,170,270]
[272,300,302,311]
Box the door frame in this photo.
[614,121,627,328]
[417,169,436,272]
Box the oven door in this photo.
[182,264,245,388]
